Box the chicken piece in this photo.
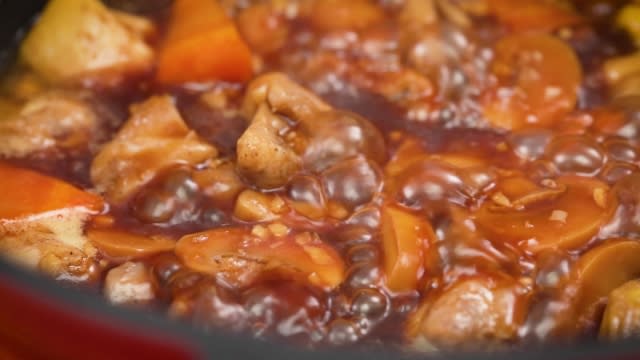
[1,216,98,282]
[104,262,155,305]
[0,92,99,158]
[20,0,154,84]
[407,276,529,350]
[236,104,302,189]
[0,162,104,281]
[242,73,332,123]
[237,73,385,189]
[238,73,330,189]
[91,95,217,203]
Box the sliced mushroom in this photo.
[87,228,175,259]
[476,176,616,253]
[600,279,640,341]
[551,240,640,336]
[483,34,582,130]
[381,203,435,293]
[91,95,218,203]
[175,227,345,289]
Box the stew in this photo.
[2,0,640,353]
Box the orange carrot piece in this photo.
[0,162,103,220]
[156,0,253,84]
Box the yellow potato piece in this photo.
[20,0,153,83]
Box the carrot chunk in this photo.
[156,0,253,84]
[0,162,103,220]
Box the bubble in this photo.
[600,162,637,184]
[345,263,381,289]
[604,138,638,164]
[351,289,388,320]
[334,226,375,246]
[133,190,177,223]
[151,253,183,285]
[288,175,326,209]
[327,319,360,345]
[394,159,468,212]
[346,244,380,265]
[323,157,383,210]
[508,129,553,161]
[546,135,605,175]
[200,207,229,227]
[303,111,386,172]
[163,169,199,200]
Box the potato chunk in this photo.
[20,0,154,83]
[91,95,217,203]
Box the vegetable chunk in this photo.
[20,0,154,83]
[156,0,253,84]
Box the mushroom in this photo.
[483,33,582,130]
[600,279,640,341]
[175,227,345,289]
[87,228,175,259]
[550,240,640,337]
[476,176,616,253]
[381,203,435,293]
